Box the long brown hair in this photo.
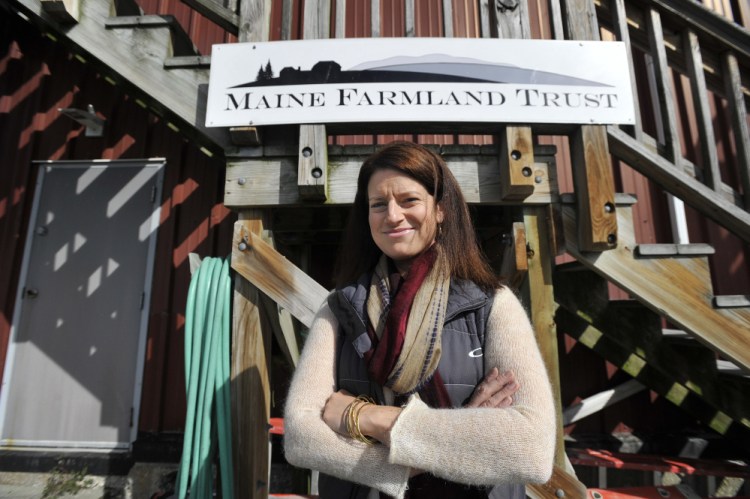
[333,141,499,291]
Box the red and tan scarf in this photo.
[363,248,451,397]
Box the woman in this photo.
[284,142,555,499]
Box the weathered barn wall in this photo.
[0,15,235,433]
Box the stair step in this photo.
[713,295,750,308]
[105,15,199,56]
[717,360,749,378]
[636,243,715,257]
[164,56,211,69]
[182,0,239,35]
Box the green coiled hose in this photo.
[177,256,234,499]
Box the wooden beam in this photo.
[298,124,328,201]
[607,125,750,243]
[239,0,272,43]
[499,222,529,289]
[490,0,536,203]
[523,206,565,468]
[442,0,453,37]
[645,9,681,164]
[224,153,557,207]
[561,0,618,251]
[231,214,272,499]
[570,126,618,250]
[610,0,643,141]
[181,0,240,35]
[562,379,646,425]
[722,52,750,210]
[683,30,721,191]
[231,225,328,329]
[499,126,536,200]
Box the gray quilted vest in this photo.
[319,276,525,499]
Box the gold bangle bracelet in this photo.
[344,395,377,445]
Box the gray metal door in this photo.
[0,160,164,450]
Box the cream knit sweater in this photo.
[283,286,556,499]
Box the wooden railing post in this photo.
[232,3,273,498]
[232,212,273,499]
[561,0,618,251]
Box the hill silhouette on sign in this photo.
[231,56,609,88]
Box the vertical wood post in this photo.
[298,124,328,200]
[560,0,618,251]
[491,0,537,202]
[232,212,273,499]
[233,3,273,497]
[523,206,565,468]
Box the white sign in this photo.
[205,38,635,127]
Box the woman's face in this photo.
[367,168,444,274]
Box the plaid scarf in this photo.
[363,248,451,397]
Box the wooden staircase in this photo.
[561,194,750,372]
[8,0,224,152]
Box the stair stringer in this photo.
[562,200,750,372]
[11,0,227,150]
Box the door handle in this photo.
[25,288,39,299]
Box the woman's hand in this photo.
[322,390,402,446]
[465,368,519,408]
[322,390,356,436]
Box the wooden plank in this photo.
[610,0,643,141]
[260,294,300,367]
[548,0,565,40]
[298,124,328,200]
[562,379,646,425]
[224,154,557,207]
[562,0,601,41]
[232,215,273,499]
[570,125,618,250]
[334,0,346,38]
[562,200,750,371]
[281,0,293,40]
[683,30,721,191]
[493,0,531,38]
[607,125,750,243]
[722,52,750,209]
[523,206,565,468]
[105,15,198,56]
[499,126,536,200]
[182,0,240,35]
[636,243,715,256]
[646,8,682,164]
[478,0,491,38]
[371,0,380,37]
[405,0,415,37]
[304,0,330,39]
[499,222,528,289]
[561,0,618,251]
[231,225,328,329]
[442,0,453,37]
[238,0,272,43]
[713,295,750,308]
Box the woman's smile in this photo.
[367,168,443,273]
